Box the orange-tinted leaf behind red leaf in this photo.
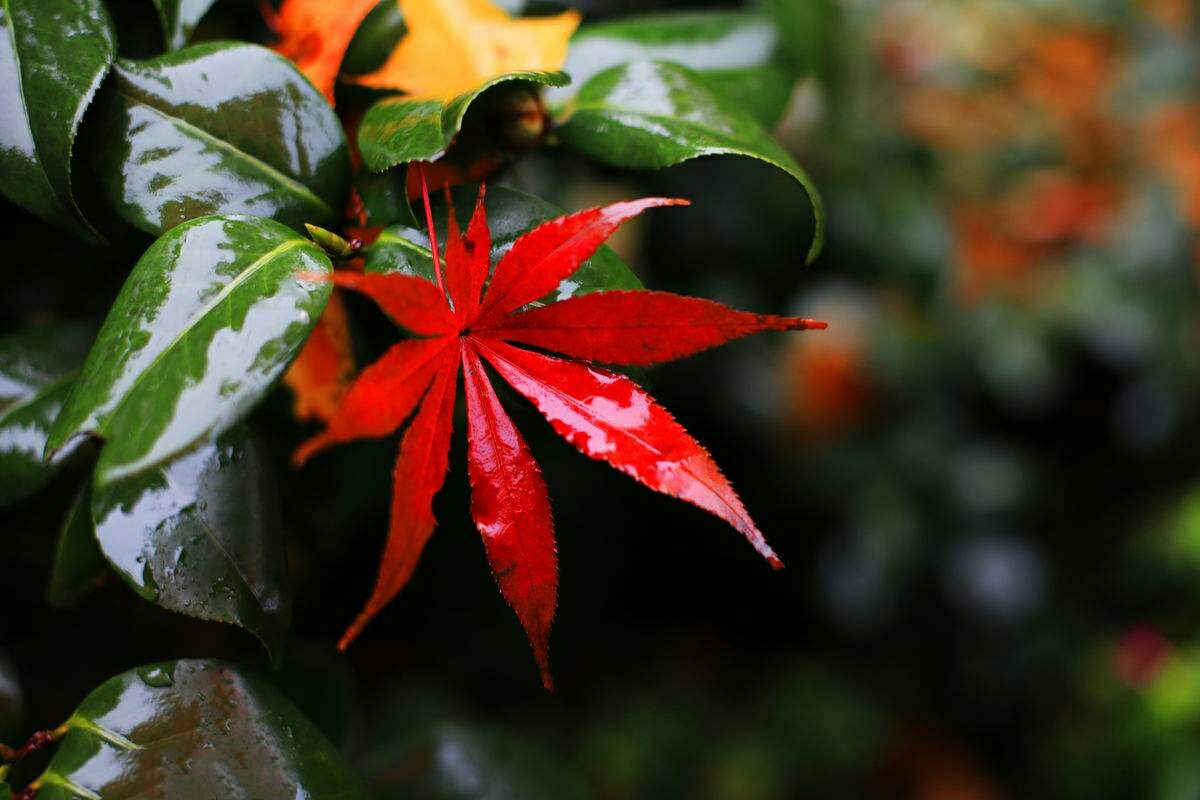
[478,290,828,366]
[284,289,354,422]
[339,346,461,649]
[477,198,689,322]
[404,156,505,203]
[329,271,455,335]
[294,336,451,465]
[463,344,557,689]
[475,339,783,568]
[267,0,379,103]
[351,0,579,100]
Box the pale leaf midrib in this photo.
[65,715,142,750]
[37,771,102,800]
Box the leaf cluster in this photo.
[0,0,826,796]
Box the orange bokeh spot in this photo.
[783,338,875,442]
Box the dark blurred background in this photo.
[6,0,1200,797]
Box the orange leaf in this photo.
[283,290,355,423]
[267,0,379,103]
[353,0,580,100]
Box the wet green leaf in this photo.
[150,0,217,50]
[355,166,415,228]
[361,224,434,279]
[46,215,332,484]
[36,660,367,800]
[0,324,95,505]
[47,482,108,607]
[700,63,794,130]
[0,651,21,745]
[90,428,290,662]
[363,185,642,302]
[557,60,824,263]
[554,11,794,126]
[358,71,568,171]
[0,0,114,238]
[759,0,837,81]
[99,42,351,234]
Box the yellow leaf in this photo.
[353,0,580,101]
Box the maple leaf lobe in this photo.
[337,345,460,651]
[295,186,825,685]
[478,290,827,366]
[463,343,557,689]
[477,198,690,323]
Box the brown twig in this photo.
[0,725,68,765]
[0,725,67,800]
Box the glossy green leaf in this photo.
[358,71,568,171]
[556,59,824,263]
[46,215,333,484]
[150,0,218,50]
[759,0,837,81]
[36,660,367,800]
[554,11,794,126]
[342,0,407,76]
[99,42,351,234]
[0,324,95,505]
[700,63,794,130]
[0,782,10,800]
[91,428,290,662]
[0,650,21,745]
[364,723,586,800]
[0,0,114,238]
[363,185,642,302]
[361,223,434,279]
[47,482,108,608]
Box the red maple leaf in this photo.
[296,168,826,688]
